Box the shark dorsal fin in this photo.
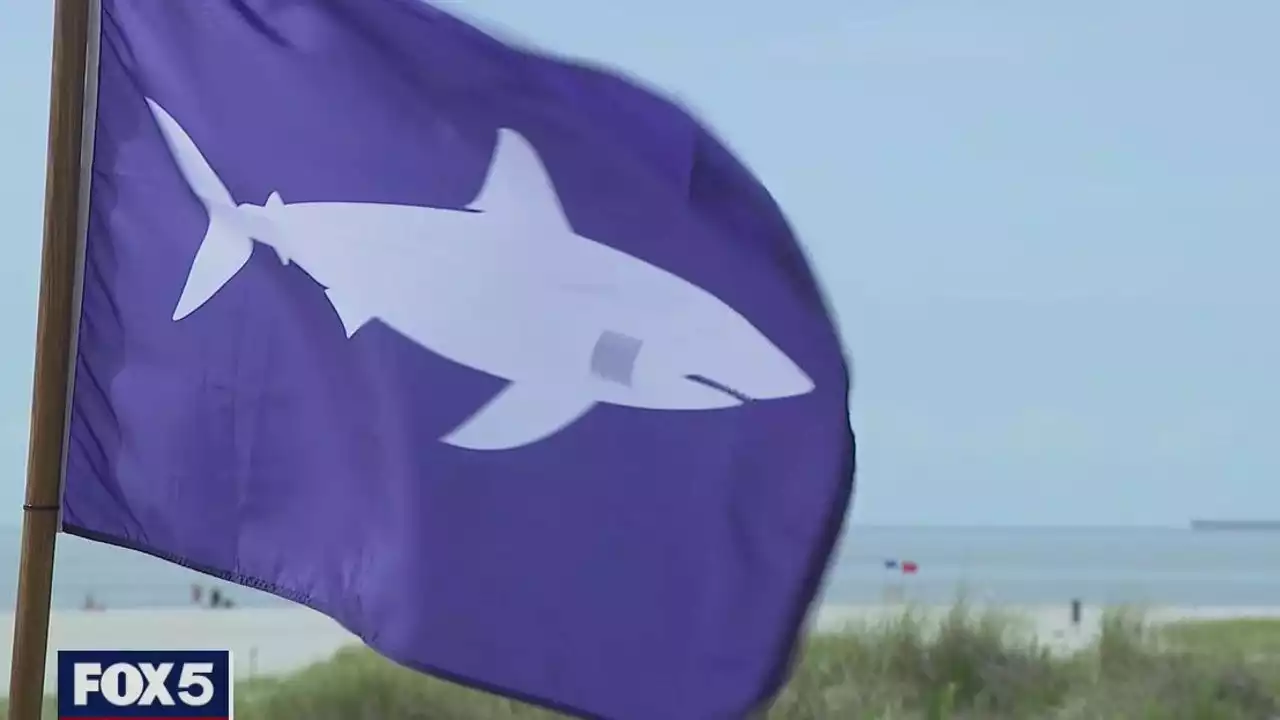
[470,129,573,233]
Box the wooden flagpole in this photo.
[7,0,94,715]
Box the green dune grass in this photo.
[9,605,1279,719]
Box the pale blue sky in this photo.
[0,0,1276,525]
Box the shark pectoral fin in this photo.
[441,382,596,451]
[324,288,373,338]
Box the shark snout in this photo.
[750,348,815,400]
[763,341,815,398]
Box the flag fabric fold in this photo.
[61,1,855,717]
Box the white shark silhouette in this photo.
[145,98,814,451]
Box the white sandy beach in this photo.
[3,603,1279,693]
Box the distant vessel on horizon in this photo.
[1190,519,1280,532]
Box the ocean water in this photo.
[0,526,1276,611]
[820,526,1280,608]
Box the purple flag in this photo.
[61,1,854,717]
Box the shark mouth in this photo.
[686,374,753,404]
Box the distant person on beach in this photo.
[207,587,235,609]
[190,583,203,606]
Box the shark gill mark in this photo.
[590,330,642,386]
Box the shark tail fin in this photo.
[144,98,253,321]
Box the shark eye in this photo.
[590,330,642,386]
